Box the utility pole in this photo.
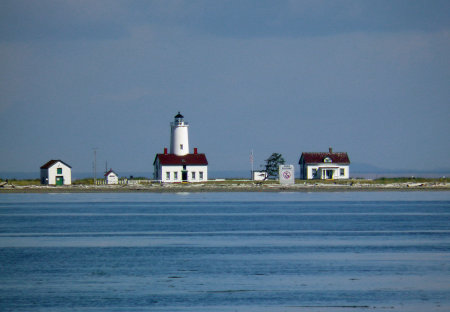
[93,148,98,185]
[250,149,254,180]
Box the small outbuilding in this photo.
[104,169,119,185]
[299,147,350,180]
[40,160,72,185]
[252,171,268,181]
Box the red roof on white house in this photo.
[153,153,208,166]
[299,151,350,164]
[104,169,117,177]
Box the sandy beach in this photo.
[1,181,449,193]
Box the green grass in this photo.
[297,177,448,185]
[368,177,447,184]
[72,178,95,185]
[0,179,41,186]
[206,179,271,185]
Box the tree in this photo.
[265,153,285,178]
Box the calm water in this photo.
[0,192,449,312]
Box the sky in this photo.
[1,0,449,177]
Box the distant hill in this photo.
[0,172,39,180]
[350,162,385,174]
[351,163,450,178]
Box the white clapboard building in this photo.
[104,169,119,185]
[40,160,72,185]
[153,112,208,183]
[299,147,350,180]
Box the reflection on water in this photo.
[0,192,449,312]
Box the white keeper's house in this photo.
[40,159,72,185]
[104,169,119,185]
[299,147,350,180]
[153,112,208,183]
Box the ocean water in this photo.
[0,192,449,312]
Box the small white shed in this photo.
[40,160,72,185]
[104,169,119,185]
[252,171,268,181]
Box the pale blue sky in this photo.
[1,0,449,176]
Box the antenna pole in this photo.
[93,148,98,185]
[250,149,254,179]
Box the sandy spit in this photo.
[0,182,449,193]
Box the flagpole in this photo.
[250,149,254,180]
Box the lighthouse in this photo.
[170,112,189,155]
[153,112,208,182]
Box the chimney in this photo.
[194,147,198,154]
[329,147,333,154]
[164,148,168,155]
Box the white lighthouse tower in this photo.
[170,112,189,156]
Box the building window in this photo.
[57,168,62,174]
[180,144,183,150]
[199,171,203,180]
[340,168,345,176]
[174,172,178,180]
[166,172,170,180]
[191,172,196,179]
[312,169,317,178]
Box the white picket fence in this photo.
[96,179,153,185]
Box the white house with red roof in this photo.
[40,160,72,185]
[153,112,208,182]
[104,169,119,185]
[299,147,350,180]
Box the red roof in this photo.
[299,152,350,164]
[153,153,208,166]
[104,169,117,177]
[40,159,72,169]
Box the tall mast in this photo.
[250,149,254,177]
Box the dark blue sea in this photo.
[1,192,449,312]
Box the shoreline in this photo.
[1,182,449,193]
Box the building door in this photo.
[325,170,333,179]
[56,176,64,185]
[182,171,188,182]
